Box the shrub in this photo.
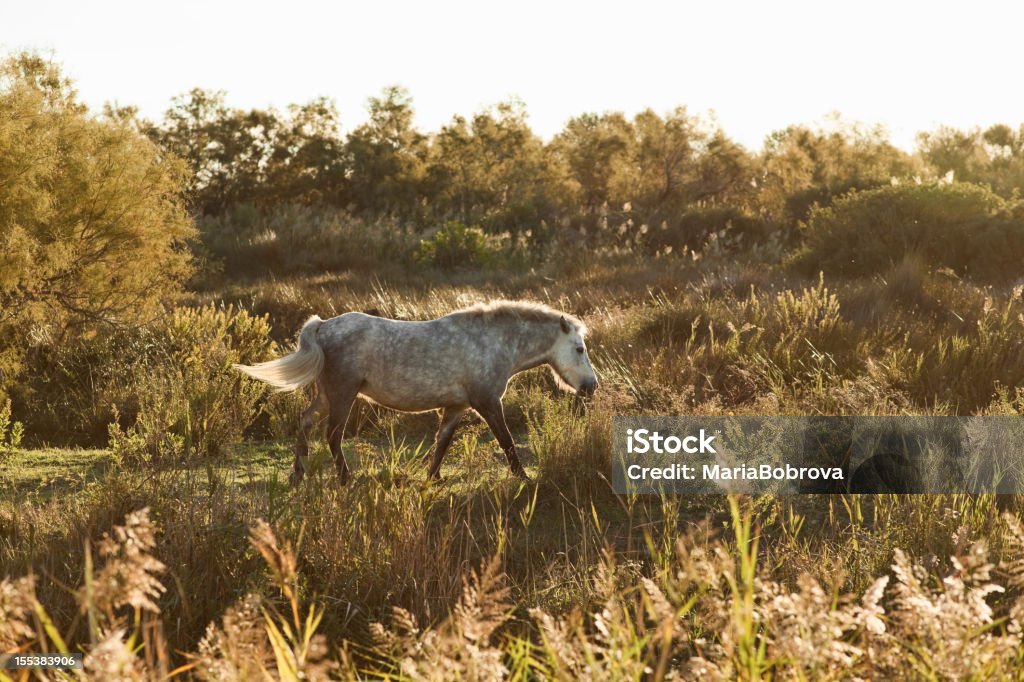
[13,325,154,446]
[109,305,274,461]
[414,221,505,268]
[794,182,1024,282]
[782,177,888,225]
[644,206,769,255]
[0,398,23,452]
[15,305,272,453]
[196,204,417,278]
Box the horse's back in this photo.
[317,312,482,411]
[319,312,471,356]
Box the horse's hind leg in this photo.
[326,382,360,485]
[427,407,467,481]
[291,386,328,486]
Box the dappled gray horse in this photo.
[234,301,598,484]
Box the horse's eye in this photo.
[576,346,585,354]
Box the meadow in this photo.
[6,242,1024,679]
[6,52,1024,679]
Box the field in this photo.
[5,253,1024,680]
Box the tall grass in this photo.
[8,239,1024,678]
[5,490,1024,679]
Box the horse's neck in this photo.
[506,322,556,375]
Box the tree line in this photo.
[137,82,1024,237]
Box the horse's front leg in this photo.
[427,407,467,480]
[472,396,531,482]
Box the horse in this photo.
[233,300,599,485]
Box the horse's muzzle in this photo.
[579,378,598,397]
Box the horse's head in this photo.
[549,316,599,397]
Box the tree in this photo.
[690,130,752,206]
[552,112,634,217]
[632,107,698,209]
[627,107,753,213]
[265,98,347,205]
[917,126,988,187]
[918,124,1024,198]
[0,53,195,380]
[343,86,427,217]
[757,121,918,224]
[428,100,567,233]
[147,90,346,212]
[147,88,233,209]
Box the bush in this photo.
[12,325,155,446]
[794,182,1024,282]
[782,178,888,225]
[0,398,23,452]
[414,221,505,268]
[196,204,417,278]
[643,207,769,255]
[109,305,274,461]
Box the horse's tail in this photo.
[234,315,325,392]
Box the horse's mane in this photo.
[452,300,587,335]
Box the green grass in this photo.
[1,433,529,498]
[1,448,115,497]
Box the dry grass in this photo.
[6,250,1024,679]
[5,496,1024,680]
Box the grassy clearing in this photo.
[2,449,114,497]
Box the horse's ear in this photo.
[560,316,571,334]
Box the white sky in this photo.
[4,0,1021,152]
